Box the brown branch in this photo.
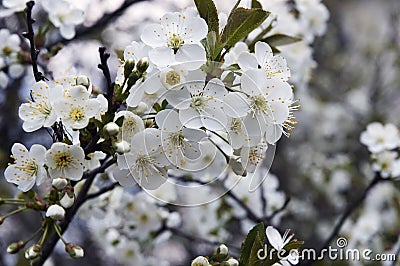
[85,182,119,201]
[98,47,114,113]
[23,1,46,82]
[37,158,116,265]
[300,174,384,266]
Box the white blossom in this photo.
[60,193,75,208]
[360,122,399,153]
[114,110,144,142]
[166,78,228,131]
[117,128,169,190]
[53,85,101,129]
[191,256,211,266]
[45,143,85,181]
[141,11,207,69]
[4,143,47,192]
[371,151,399,178]
[41,0,85,39]
[238,41,291,81]
[19,81,63,132]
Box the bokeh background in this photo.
[0,0,399,265]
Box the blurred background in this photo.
[0,0,399,265]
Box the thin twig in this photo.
[263,196,290,224]
[23,1,46,82]
[169,227,241,252]
[85,182,119,201]
[98,47,114,113]
[226,190,261,223]
[170,174,263,223]
[300,174,383,266]
[46,0,148,48]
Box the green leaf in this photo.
[239,222,266,266]
[153,103,161,112]
[284,240,304,251]
[204,31,224,60]
[194,0,219,38]
[161,99,169,109]
[271,46,281,54]
[251,0,262,8]
[262,34,301,47]
[221,7,270,48]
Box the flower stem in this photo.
[2,207,28,219]
[38,223,49,246]
[53,223,68,245]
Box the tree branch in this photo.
[23,1,46,82]
[300,174,384,266]
[169,227,241,252]
[85,182,119,201]
[37,158,116,265]
[263,196,290,224]
[98,47,114,113]
[46,0,148,48]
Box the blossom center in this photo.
[165,70,181,86]
[248,147,264,165]
[167,33,184,49]
[168,131,184,147]
[190,96,206,112]
[251,95,268,113]
[135,153,154,171]
[15,160,39,177]
[55,152,73,169]
[2,46,12,56]
[230,118,242,134]
[69,108,85,121]
[123,117,137,131]
[37,103,52,117]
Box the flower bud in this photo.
[76,75,90,88]
[127,70,141,88]
[7,241,25,254]
[65,243,84,258]
[226,258,239,266]
[133,102,149,115]
[124,59,135,78]
[52,178,68,190]
[46,204,65,221]
[136,57,149,73]
[60,193,75,209]
[191,256,211,266]
[114,140,131,154]
[166,212,181,228]
[217,244,229,256]
[104,122,120,136]
[24,244,41,260]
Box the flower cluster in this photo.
[1,0,84,39]
[1,0,304,263]
[0,29,24,89]
[112,10,299,189]
[360,122,400,178]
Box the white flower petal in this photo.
[238,52,258,71]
